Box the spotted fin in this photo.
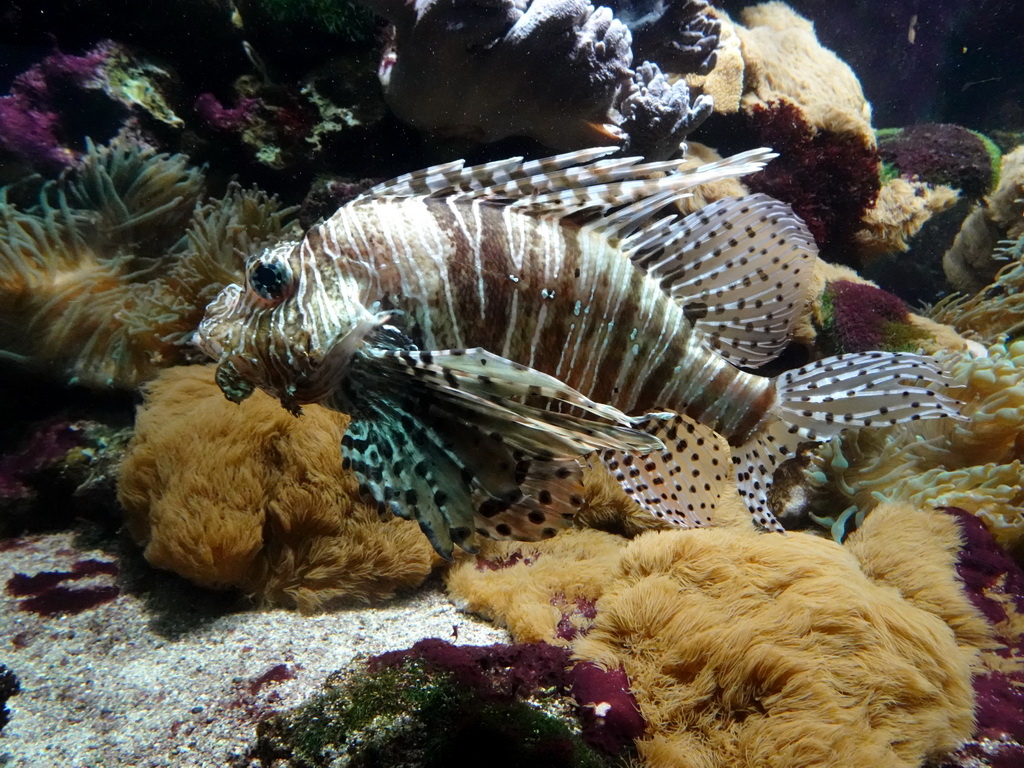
[359,145,775,221]
[623,194,816,368]
[599,413,729,528]
[335,347,663,559]
[471,459,585,542]
[733,352,965,530]
[731,418,800,532]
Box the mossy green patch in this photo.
[880,159,900,185]
[968,128,1002,190]
[256,0,375,42]
[880,320,931,353]
[250,657,620,767]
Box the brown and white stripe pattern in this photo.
[304,192,776,444]
[196,146,965,548]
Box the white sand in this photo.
[0,531,508,767]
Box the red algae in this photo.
[6,557,120,616]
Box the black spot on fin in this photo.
[730,418,797,533]
[335,346,663,559]
[625,194,817,367]
[600,412,728,529]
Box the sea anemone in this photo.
[777,340,1024,548]
[0,136,296,388]
[930,233,1024,342]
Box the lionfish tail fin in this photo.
[337,347,663,559]
[732,351,965,530]
[600,412,729,529]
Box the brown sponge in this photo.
[118,365,438,611]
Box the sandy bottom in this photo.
[0,531,508,767]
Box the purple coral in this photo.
[745,101,881,260]
[568,662,645,753]
[822,279,915,353]
[369,639,647,754]
[370,638,572,699]
[194,93,262,133]
[878,123,999,198]
[0,420,88,504]
[0,46,109,171]
[938,508,1024,768]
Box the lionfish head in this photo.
[196,240,375,414]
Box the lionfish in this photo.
[197,146,962,559]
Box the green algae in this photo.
[249,658,622,768]
[256,0,375,42]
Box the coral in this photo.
[815,279,930,355]
[931,232,1024,343]
[729,2,888,260]
[616,61,713,160]
[578,516,983,768]
[447,528,630,643]
[195,77,315,170]
[247,640,622,766]
[0,46,107,171]
[855,177,960,260]
[364,0,713,157]
[941,508,1024,767]
[682,5,744,114]
[800,260,970,360]
[568,661,645,754]
[0,136,295,388]
[877,124,1001,199]
[743,100,880,258]
[943,145,1024,295]
[0,42,181,173]
[780,341,1024,548]
[94,41,183,129]
[0,419,131,534]
[0,664,19,733]
[608,0,720,76]
[736,2,873,142]
[447,504,988,768]
[117,364,439,610]
[195,38,386,169]
[370,0,631,148]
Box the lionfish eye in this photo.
[247,256,293,302]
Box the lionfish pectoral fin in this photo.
[600,413,729,529]
[621,194,817,368]
[342,410,473,562]
[337,347,661,560]
[214,360,255,404]
[735,351,966,530]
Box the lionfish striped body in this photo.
[306,190,779,438]
[198,146,962,558]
